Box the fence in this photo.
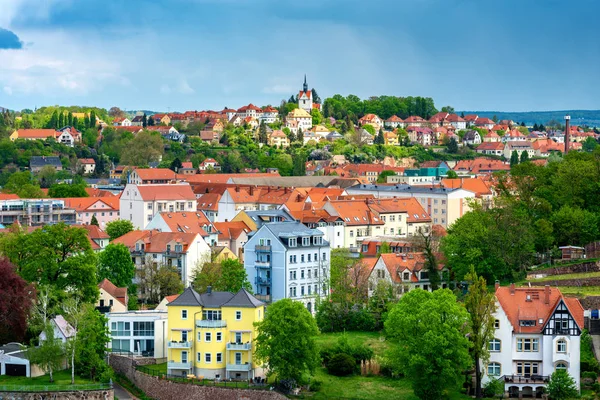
[0,382,112,392]
[135,365,270,391]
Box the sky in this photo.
[0,0,599,113]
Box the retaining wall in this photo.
[0,389,113,400]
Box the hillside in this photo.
[459,109,600,127]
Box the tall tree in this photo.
[0,258,35,343]
[142,113,148,128]
[89,110,97,127]
[417,228,441,290]
[169,157,183,172]
[510,150,519,166]
[90,215,99,226]
[48,183,88,198]
[296,128,304,144]
[120,131,164,166]
[546,370,578,400]
[520,150,529,163]
[58,111,64,128]
[255,299,320,385]
[464,268,497,399]
[30,321,64,382]
[447,137,459,153]
[75,306,111,382]
[259,121,267,144]
[148,116,155,126]
[375,128,385,145]
[67,112,73,126]
[63,297,85,384]
[219,259,252,293]
[385,289,471,400]
[98,243,136,288]
[105,220,134,241]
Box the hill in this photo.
[459,109,600,127]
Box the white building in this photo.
[39,315,75,344]
[244,222,331,314]
[483,284,583,398]
[298,75,313,113]
[107,310,168,359]
[285,108,312,134]
[120,183,197,229]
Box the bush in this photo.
[582,371,598,380]
[276,378,297,394]
[327,353,356,376]
[581,330,600,374]
[315,302,380,333]
[482,378,505,398]
[308,379,322,392]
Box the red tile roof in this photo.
[136,184,196,201]
[134,168,177,181]
[114,230,200,253]
[477,142,504,151]
[61,197,120,212]
[0,193,20,200]
[78,158,95,164]
[98,278,127,306]
[214,221,251,241]
[366,198,431,223]
[157,211,214,236]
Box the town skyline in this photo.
[1,0,600,112]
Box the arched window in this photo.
[488,338,501,352]
[556,363,567,371]
[487,362,501,376]
[557,339,567,353]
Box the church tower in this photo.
[298,75,313,113]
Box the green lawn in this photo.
[139,362,167,374]
[529,271,600,282]
[314,331,393,357]
[554,286,600,297]
[0,370,94,386]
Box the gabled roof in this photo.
[404,116,426,123]
[385,115,404,122]
[30,156,62,168]
[214,221,251,241]
[327,200,384,226]
[287,108,311,118]
[133,168,177,181]
[114,230,200,253]
[158,211,214,237]
[223,288,264,308]
[61,197,120,212]
[98,278,127,306]
[477,142,505,151]
[14,129,59,139]
[78,158,95,164]
[52,315,76,339]
[135,184,196,201]
[168,287,263,308]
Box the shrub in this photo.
[327,353,356,376]
[308,379,322,392]
[582,371,598,380]
[482,378,505,398]
[276,378,297,394]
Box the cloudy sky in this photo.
[0,0,599,112]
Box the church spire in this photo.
[303,74,308,92]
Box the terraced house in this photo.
[166,287,265,380]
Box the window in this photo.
[487,362,501,377]
[197,332,202,341]
[301,254,305,263]
[403,272,409,281]
[308,285,312,295]
[289,255,293,263]
[520,320,536,327]
[301,286,305,296]
[202,310,222,320]
[197,352,201,362]
[489,339,501,352]
[133,321,154,336]
[517,338,539,352]
[236,311,242,320]
[307,254,311,262]
[302,237,310,246]
[516,362,539,376]
[349,230,354,237]
[216,332,222,342]
[205,353,211,363]
[557,339,567,353]
[289,238,297,247]
[322,252,327,261]
[308,269,311,279]
[556,363,567,371]
[494,319,500,329]
[147,203,152,210]
[205,332,211,342]
[314,269,317,278]
[181,310,188,320]
[216,353,222,363]
[111,321,130,336]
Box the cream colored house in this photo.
[98,278,128,312]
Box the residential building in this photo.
[0,198,76,226]
[120,183,197,229]
[484,131,502,143]
[476,142,505,156]
[114,230,211,289]
[214,221,251,260]
[198,158,221,172]
[268,130,290,148]
[39,315,75,344]
[244,222,330,312]
[232,209,296,231]
[453,158,511,176]
[504,141,535,160]
[260,106,279,124]
[80,224,110,251]
[10,129,76,147]
[285,108,312,134]
[0,342,44,377]
[463,130,482,145]
[358,114,384,132]
[503,129,528,143]
[384,115,404,129]
[483,284,583,398]
[97,278,128,313]
[446,113,467,130]
[357,128,374,145]
[166,287,265,379]
[365,198,432,237]
[345,184,476,228]
[29,156,63,172]
[61,197,120,227]
[112,117,132,126]
[322,200,384,248]
[77,158,96,175]
[131,115,144,126]
[298,75,313,113]
[384,131,399,146]
[146,211,218,246]
[107,310,168,358]
[475,117,495,130]
[129,168,177,185]
[368,253,448,297]
[403,116,428,127]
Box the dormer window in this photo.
[313,236,322,245]
[175,244,183,252]
[302,237,310,246]
[519,320,536,327]
[289,238,297,247]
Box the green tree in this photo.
[105,220,134,241]
[464,267,497,399]
[361,124,376,135]
[192,262,220,293]
[441,106,455,113]
[4,171,44,198]
[58,112,64,128]
[583,136,598,152]
[520,150,529,163]
[374,129,385,145]
[63,297,86,384]
[75,306,111,381]
[510,150,519,166]
[148,116,155,126]
[37,165,58,188]
[259,121,267,144]
[218,259,252,293]
[30,321,64,382]
[550,205,599,246]
[121,131,164,166]
[90,215,99,226]
[48,183,88,198]
[417,228,441,290]
[311,108,323,126]
[254,299,320,384]
[98,243,136,288]
[447,170,459,179]
[377,170,396,183]
[169,157,183,172]
[385,289,471,400]
[546,370,578,400]
[296,128,304,144]
[447,137,459,153]
[142,113,147,128]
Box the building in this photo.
[97,278,128,313]
[10,129,76,147]
[61,197,120,228]
[244,222,330,313]
[80,224,110,251]
[504,141,535,160]
[345,184,476,228]
[129,168,177,185]
[214,221,251,260]
[112,117,132,126]
[285,108,312,134]
[0,198,76,226]
[114,230,211,289]
[358,114,384,132]
[268,130,290,148]
[483,284,583,398]
[39,315,75,344]
[463,130,482,145]
[476,142,505,156]
[166,287,265,379]
[0,342,44,377]
[198,158,220,172]
[77,158,96,175]
[107,310,168,358]
[384,115,404,129]
[131,115,144,126]
[120,183,197,229]
[29,156,63,172]
[298,75,313,113]
[146,211,219,246]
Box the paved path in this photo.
[113,382,135,400]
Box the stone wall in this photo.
[527,261,600,279]
[530,277,600,287]
[109,355,286,400]
[0,389,113,400]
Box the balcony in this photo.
[164,250,184,258]
[95,306,112,314]
[226,363,252,371]
[255,277,271,286]
[226,342,252,351]
[255,245,271,252]
[254,261,271,269]
[167,341,191,349]
[168,361,192,369]
[254,294,271,303]
[501,375,549,385]
[196,320,227,328]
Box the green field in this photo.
[0,369,104,391]
[529,271,600,282]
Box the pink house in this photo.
[61,197,120,228]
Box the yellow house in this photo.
[384,131,399,146]
[268,130,290,148]
[167,287,265,380]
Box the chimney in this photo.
[207,286,212,295]
[509,283,515,295]
[495,280,500,291]
[544,285,550,305]
[564,115,570,153]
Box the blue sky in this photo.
[0,0,599,112]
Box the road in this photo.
[113,382,135,400]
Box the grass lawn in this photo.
[529,271,600,282]
[314,331,393,357]
[0,369,105,391]
[552,286,600,297]
[140,362,167,374]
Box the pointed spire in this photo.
[303,74,308,92]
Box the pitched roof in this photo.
[366,198,431,223]
[378,252,442,283]
[287,108,311,118]
[61,197,120,212]
[223,288,264,307]
[114,230,200,253]
[214,221,251,241]
[477,142,505,151]
[29,156,62,168]
[157,211,214,236]
[135,184,196,201]
[404,116,426,123]
[78,158,95,164]
[327,200,384,226]
[495,285,584,334]
[385,115,404,122]
[134,168,177,181]
[168,286,263,308]
[15,129,59,139]
[440,178,492,197]
[98,278,127,306]
[53,315,76,339]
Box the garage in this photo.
[4,364,26,376]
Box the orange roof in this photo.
[85,188,116,197]
[78,224,110,240]
[165,294,179,303]
[385,115,404,122]
[181,172,280,184]
[366,198,431,223]
[136,184,196,201]
[214,221,251,241]
[441,178,492,197]
[495,285,584,334]
[114,230,200,253]
[305,187,345,202]
[98,278,127,306]
[157,211,213,236]
[378,253,443,283]
[327,200,384,226]
[134,168,177,181]
[14,129,59,139]
[78,158,95,164]
[181,162,193,169]
[197,193,221,211]
[61,197,120,212]
[0,193,20,200]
